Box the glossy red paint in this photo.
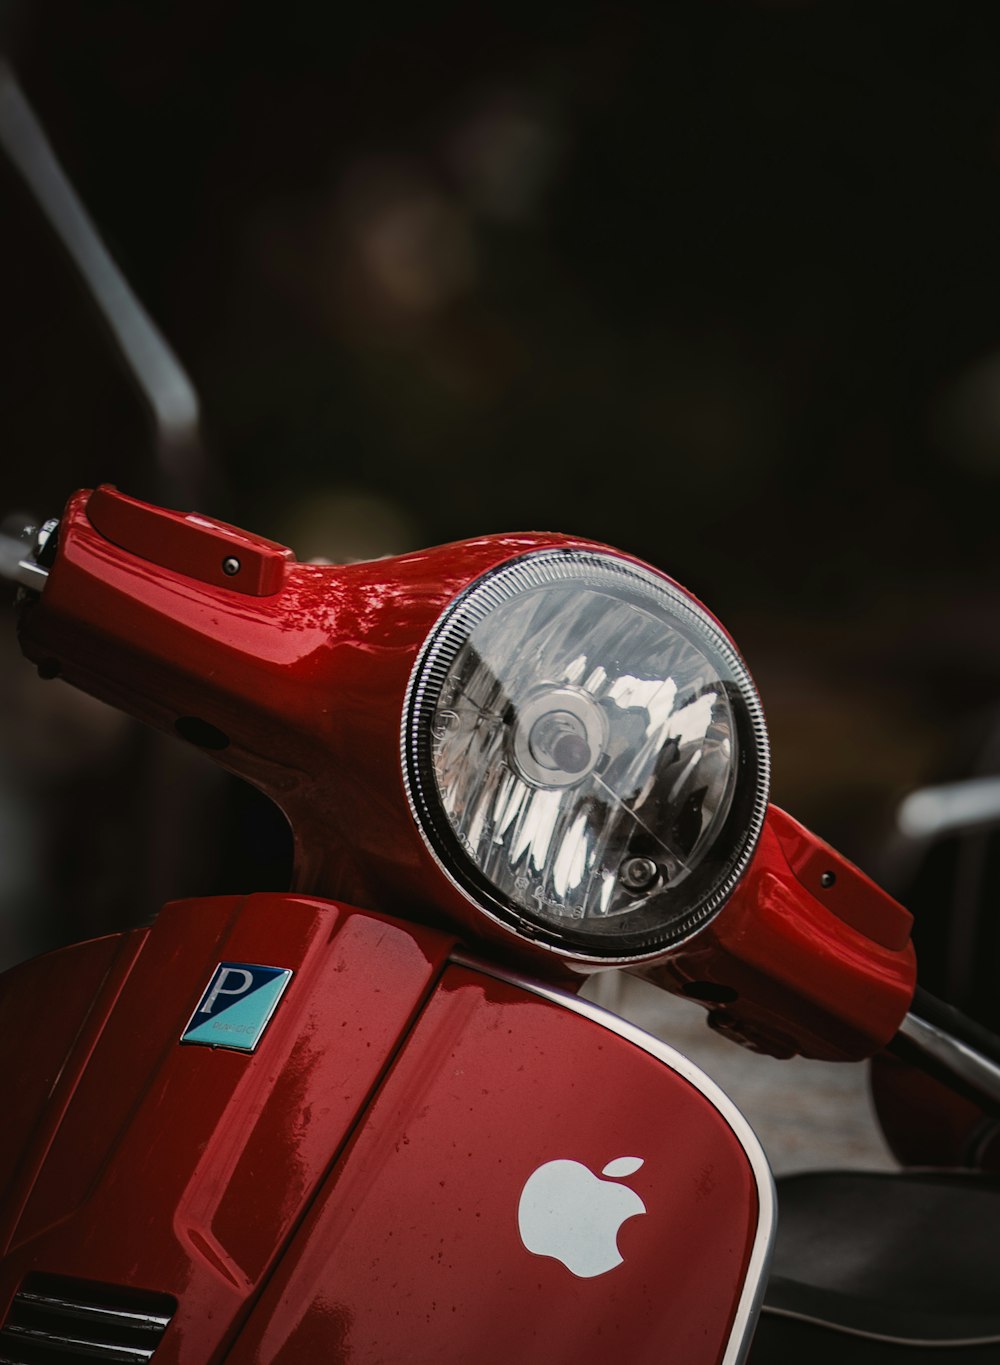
[646,806,917,1061]
[767,806,911,951]
[0,929,145,1247]
[226,964,764,1365]
[0,895,455,1364]
[86,485,295,595]
[0,904,764,1364]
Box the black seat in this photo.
[750,1170,1000,1363]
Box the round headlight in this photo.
[402,549,769,960]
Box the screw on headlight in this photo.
[619,856,660,891]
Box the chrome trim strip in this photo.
[1,1323,156,1361]
[451,950,776,1365]
[898,1010,1000,1109]
[14,1291,171,1330]
[760,1304,1000,1347]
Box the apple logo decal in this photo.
[516,1156,646,1278]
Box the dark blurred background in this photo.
[2,3,1000,998]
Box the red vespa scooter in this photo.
[2,484,1000,1365]
[3,57,1000,1365]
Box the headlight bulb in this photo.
[403,548,770,960]
[511,687,608,788]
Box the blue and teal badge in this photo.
[182,962,293,1052]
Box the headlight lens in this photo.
[402,550,769,959]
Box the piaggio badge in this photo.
[181,962,293,1052]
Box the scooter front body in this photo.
[0,893,772,1364]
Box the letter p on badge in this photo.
[182,962,293,1052]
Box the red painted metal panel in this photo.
[0,896,455,1365]
[229,964,761,1365]
[87,485,295,596]
[0,930,145,1254]
[649,807,917,1061]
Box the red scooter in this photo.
[2,59,1000,1365]
[2,483,1000,1365]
